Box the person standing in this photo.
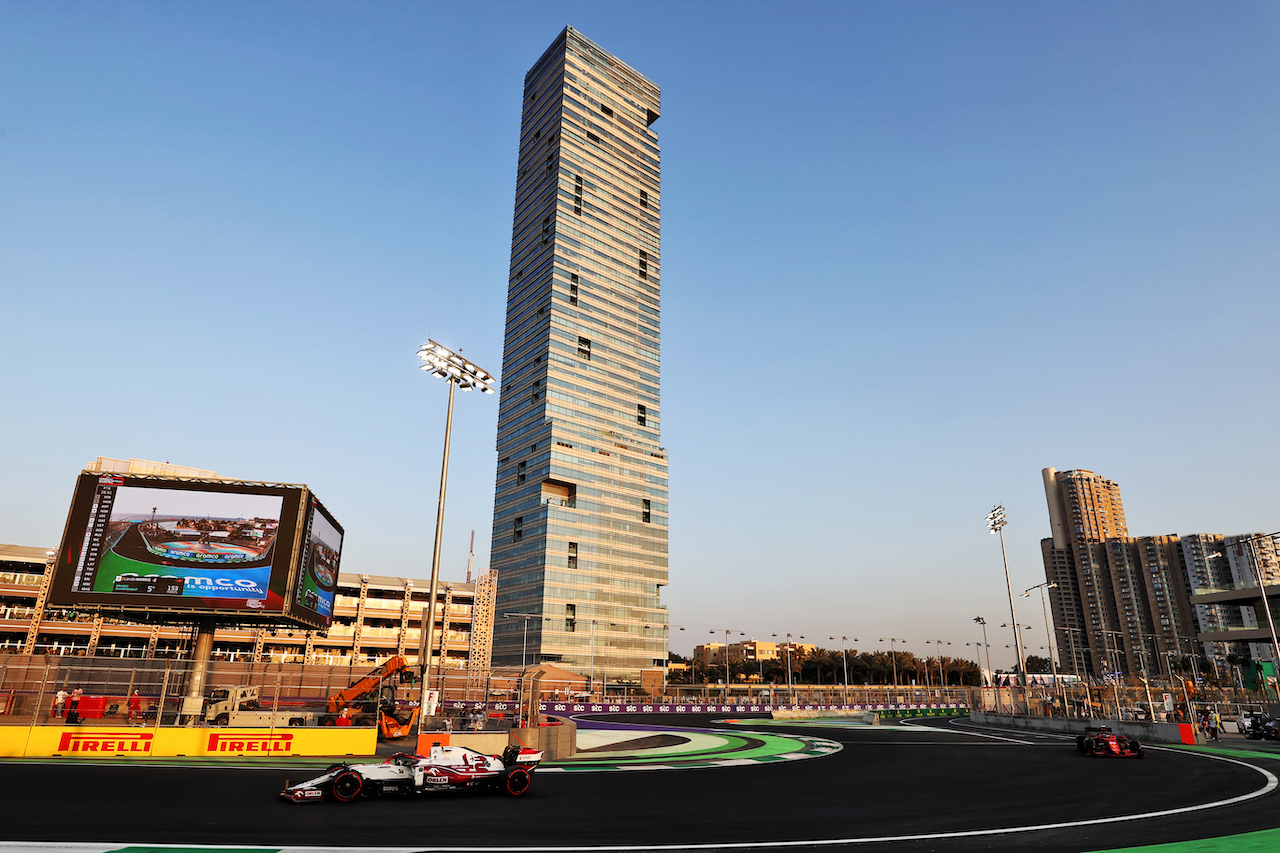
[335,707,352,727]
[66,688,82,725]
[1210,709,1221,742]
[53,688,67,719]
[127,690,142,722]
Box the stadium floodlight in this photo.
[417,340,495,393]
[415,340,496,738]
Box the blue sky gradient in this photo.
[3,2,1277,665]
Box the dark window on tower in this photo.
[642,499,651,524]
[578,337,591,360]
[569,283,578,306]
[586,131,600,143]
[530,380,542,403]
[639,250,648,279]
[639,190,649,208]
[568,542,578,570]
[574,174,583,215]
[566,603,576,633]
[637,404,646,426]
[600,104,614,117]
[513,517,523,541]
[517,461,527,485]
[542,215,552,244]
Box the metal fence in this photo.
[973,681,1278,721]
[0,655,512,731]
[0,654,974,730]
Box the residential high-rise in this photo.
[488,28,668,681]
[1041,467,1269,678]
[1042,468,1131,676]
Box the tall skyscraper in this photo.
[488,28,668,680]
[1042,468,1131,676]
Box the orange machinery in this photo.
[326,655,420,739]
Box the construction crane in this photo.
[466,529,475,583]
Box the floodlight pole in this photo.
[987,506,1028,712]
[413,340,495,739]
[417,377,454,729]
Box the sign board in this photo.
[48,472,342,629]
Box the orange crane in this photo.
[326,655,420,739]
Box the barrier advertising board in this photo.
[0,726,374,758]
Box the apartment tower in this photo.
[1042,468,1130,676]
[488,28,668,680]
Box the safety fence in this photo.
[973,682,1278,721]
[0,655,976,731]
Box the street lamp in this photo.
[987,506,1028,690]
[830,636,857,704]
[772,633,803,703]
[929,640,951,687]
[503,612,548,669]
[648,623,684,691]
[879,638,905,687]
[973,617,993,685]
[1024,581,1064,716]
[589,620,617,699]
[709,628,744,699]
[415,340,494,737]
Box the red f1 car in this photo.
[1076,726,1144,758]
[281,744,544,803]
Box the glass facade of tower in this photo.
[489,27,668,681]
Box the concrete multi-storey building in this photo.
[489,27,669,681]
[1042,468,1278,677]
[0,542,495,669]
[1181,534,1239,660]
[1223,534,1280,662]
[1042,468,1132,676]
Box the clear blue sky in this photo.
[3,2,1277,667]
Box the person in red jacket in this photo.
[127,690,142,722]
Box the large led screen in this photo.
[291,494,342,627]
[49,473,305,618]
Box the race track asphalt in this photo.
[2,715,1278,852]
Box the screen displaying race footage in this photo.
[292,496,342,624]
[49,473,304,616]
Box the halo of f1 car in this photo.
[1076,725,1144,758]
[281,744,545,803]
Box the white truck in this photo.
[205,686,324,728]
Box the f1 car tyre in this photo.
[331,770,364,803]
[1076,735,1086,753]
[503,767,532,797]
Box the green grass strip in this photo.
[1086,827,1280,853]
[1164,743,1280,762]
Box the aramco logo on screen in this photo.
[207,732,293,753]
[57,732,153,754]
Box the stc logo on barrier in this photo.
[207,733,293,753]
[57,732,153,754]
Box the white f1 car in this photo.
[281,744,545,803]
